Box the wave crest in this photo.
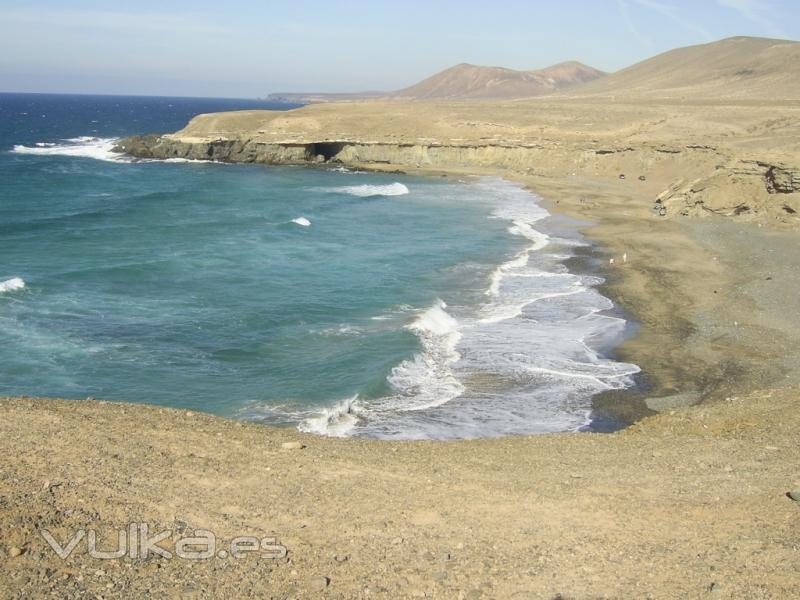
[298,396,364,437]
[332,182,409,197]
[12,137,130,163]
[0,277,25,293]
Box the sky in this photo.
[0,0,797,98]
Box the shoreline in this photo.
[3,97,800,596]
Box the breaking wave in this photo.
[298,396,365,437]
[330,182,409,197]
[12,137,214,164]
[12,137,131,163]
[296,179,640,440]
[0,277,25,293]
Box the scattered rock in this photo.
[619,173,626,179]
[8,547,24,558]
[787,490,800,501]
[281,441,306,450]
[307,576,330,591]
[638,175,646,181]
[334,554,349,563]
[392,537,404,545]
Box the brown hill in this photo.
[567,36,800,99]
[392,61,605,100]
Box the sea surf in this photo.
[0,93,639,440]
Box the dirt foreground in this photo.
[3,95,800,598]
[1,388,798,599]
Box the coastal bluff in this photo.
[115,97,800,226]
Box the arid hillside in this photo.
[565,36,800,99]
[392,61,605,100]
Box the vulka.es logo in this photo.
[40,524,287,560]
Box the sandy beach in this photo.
[4,52,800,597]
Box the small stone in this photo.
[391,537,403,545]
[787,490,800,501]
[8,547,23,558]
[307,576,330,591]
[334,554,349,563]
[281,441,305,450]
[440,551,452,562]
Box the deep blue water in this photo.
[0,93,638,439]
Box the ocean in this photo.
[0,93,639,439]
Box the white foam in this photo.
[344,179,638,439]
[382,300,465,412]
[161,157,214,164]
[12,137,132,163]
[298,396,364,437]
[332,182,409,197]
[291,217,311,227]
[328,165,365,174]
[0,277,25,293]
[12,137,217,165]
[254,178,640,440]
[318,324,362,337]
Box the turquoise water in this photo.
[0,94,639,439]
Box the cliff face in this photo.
[114,132,800,223]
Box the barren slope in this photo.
[567,36,800,99]
[393,61,605,99]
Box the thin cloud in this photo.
[616,0,655,50]
[0,7,232,36]
[632,0,715,41]
[716,0,787,38]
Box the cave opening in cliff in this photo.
[309,142,346,162]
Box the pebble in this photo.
[307,576,330,591]
[9,547,24,558]
[281,441,306,450]
[787,490,800,501]
[334,554,349,563]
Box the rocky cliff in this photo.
[114,132,800,224]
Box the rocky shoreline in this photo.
[113,98,800,224]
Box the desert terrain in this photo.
[3,36,800,598]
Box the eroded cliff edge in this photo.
[114,99,800,225]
